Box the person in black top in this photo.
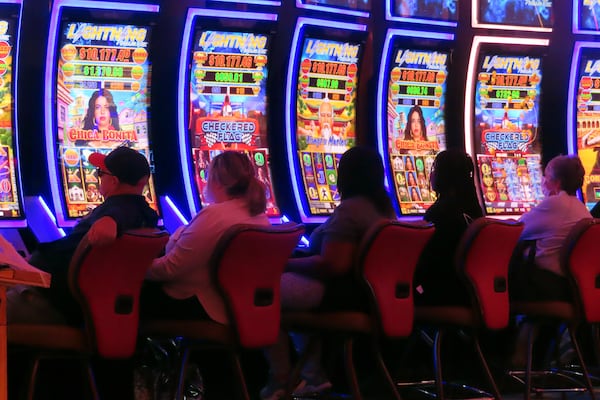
[8,146,159,324]
[414,148,484,306]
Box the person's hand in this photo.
[86,216,118,246]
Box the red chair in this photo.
[140,223,305,400]
[510,217,600,400]
[8,228,169,400]
[282,220,435,400]
[415,217,524,400]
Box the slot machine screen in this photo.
[189,29,279,217]
[577,0,600,33]
[574,47,600,208]
[56,20,158,219]
[299,0,370,12]
[295,36,361,216]
[473,51,544,215]
[0,12,23,221]
[391,0,457,21]
[386,47,447,215]
[479,0,553,28]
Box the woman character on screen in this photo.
[404,105,427,141]
[82,89,121,132]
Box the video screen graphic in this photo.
[386,48,447,215]
[189,30,279,217]
[0,16,22,219]
[479,0,553,28]
[392,0,457,21]
[295,37,361,216]
[56,21,157,218]
[578,0,600,31]
[300,0,370,12]
[574,48,600,208]
[473,52,544,214]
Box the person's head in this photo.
[318,98,334,136]
[405,156,414,170]
[430,148,483,217]
[407,172,417,186]
[89,146,150,198]
[404,105,427,141]
[337,146,394,216]
[83,89,120,131]
[543,155,585,196]
[411,187,420,201]
[206,151,266,216]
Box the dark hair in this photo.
[546,155,585,195]
[82,89,121,131]
[209,151,266,216]
[337,146,394,216]
[430,149,483,218]
[403,105,427,141]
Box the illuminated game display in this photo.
[575,0,600,33]
[476,0,553,30]
[56,20,158,218]
[189,29,280,217]
[571,45,600,208]
[0,11,23,222]
[295,36,361,216]
[473,51,544,215]
[391,0,457,21]
[386,48,447,215]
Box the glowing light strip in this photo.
[471,0,552,33]
[45,1,159,227]
[164,195,189,225]
[285,17,366,224]
[212,0,281,5]
[464,36,549,217]
[384,2,456,27]
[295,0,368,18]
[376,29,454,215]
[0,0,21,4]
[178,8,278,216]
[53,0,158,12]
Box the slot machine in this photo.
[44,0,186,230]
[179,8,283,221]
[378,0,457,217]
[466,1,552,218]
[0,0,56,252]
[567,2,600,211]
[465,36,547,217]
[286,17,367,223]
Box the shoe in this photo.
[260,380,285,400]
[292,378,333,397]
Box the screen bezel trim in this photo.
[471,0,553,33]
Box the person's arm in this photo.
[286,238,356,279]
[85,216,117,246]
[146,208,216,281]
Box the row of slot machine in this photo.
[0,0,597,248]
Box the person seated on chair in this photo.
[511,154,591,302]
[261,146,396,400]
[413,148,484,306]
[8,146,159,325]
[141,151,270,322]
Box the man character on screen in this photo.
[7,146,159,325]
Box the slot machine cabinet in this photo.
[465,36,548,218]
[285,17,367,224]
[376,29,454,218]
[178,8,282,222]
[44,0,185,230]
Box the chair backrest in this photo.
[456,217,523,330]
[359,220,435,338]
[69,228,169,358]
[562,218,600,323]
[211,223,304,349]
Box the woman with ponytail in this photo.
[413,148,484,306]
[142,151,270,323]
